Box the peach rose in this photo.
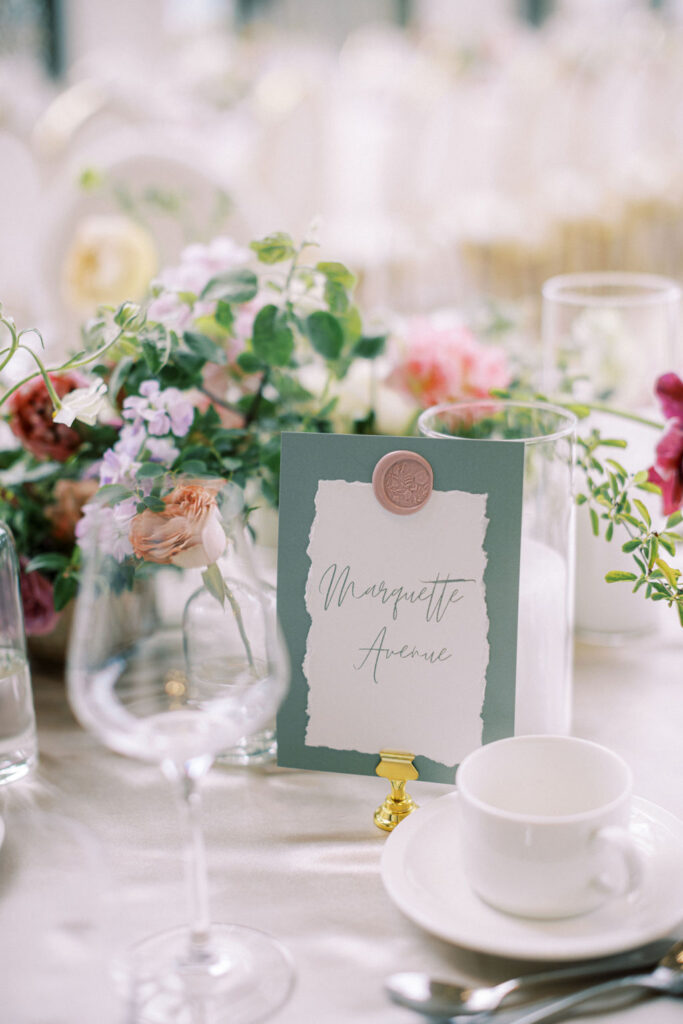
[129,483,227,569]
[46,478,99,542]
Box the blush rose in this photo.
[129,483,227,569]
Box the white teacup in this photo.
[457,735,644,919]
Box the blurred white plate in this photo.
[381,792,683,961]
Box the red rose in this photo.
[19,559,60,637]
[8,372,86,462]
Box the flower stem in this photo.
[224,580,255,670]
[560,398,664,431]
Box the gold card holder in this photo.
[374,750,419,832]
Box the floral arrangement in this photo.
[0,231,512,637]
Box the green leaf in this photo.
[237,351,264,374]
[655,558,680,587]
[605,570,638,583]
[589,508,599,536]
[183,331,226,364]
[250,232,296,264]
[605,522,614,542]
[0,449,23,470]
[252,305,294,367]
[564,402,592,419]
[666,510,683,528]
[25,553,70,574]
[576,493,588,505]
[636,481,662,494]
[622,539,641,553]
[53,574,78,611]
[659,537,677,557]
[215,301,234,331]
[323,279,349,314]
[633,498,651,527]
[605,458,627,478]
[315,261,355,288]
[92,484,133,505]
[178,460,208,476]
[137,462,166,479]
[678,602,683,627]
[202,563,227,606]
[598,439,628,449]
[353,334,386,359]
[142,496,166,512]
[142,339,162,374]
[305,311,344,360]
[200,268,258,303]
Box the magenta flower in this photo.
[648,373,683,515]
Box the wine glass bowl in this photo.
[67,482,293,1024]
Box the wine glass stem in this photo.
[177,769,213,961]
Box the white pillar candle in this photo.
[515,538,571,735]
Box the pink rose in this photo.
[389,316,510,409]
[19,558,60,636]
[129,482,227,569]
[8,372,88,462]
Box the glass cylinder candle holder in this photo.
[542,272,682,643]
[0,521,37,784]
[541,272,681,407]
[418,400,577,737]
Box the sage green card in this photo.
[276,432,524,783]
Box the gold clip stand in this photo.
[374,750,419,832]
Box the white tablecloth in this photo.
[1,624,682,1024]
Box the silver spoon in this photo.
[385,937,678,1018]
[506,940,683,1024]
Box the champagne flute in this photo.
[67,480,293,1024]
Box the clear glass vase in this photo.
[542,272,682,643]
[418,400,577,736]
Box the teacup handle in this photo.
[591,825,644,897]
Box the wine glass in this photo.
[66,480,293,1024]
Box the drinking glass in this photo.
[0,519,37,784]
[418,400,577,736]
[66,482,293,1024]
[542,272,682,643]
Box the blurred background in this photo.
[3,0,683,353]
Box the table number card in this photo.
[276,433,524,783]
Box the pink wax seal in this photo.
[372,451,434,515]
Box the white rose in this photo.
[62,214,158,313]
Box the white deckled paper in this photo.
[303,480,489,766]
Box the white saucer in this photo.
[381,792,683,961]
